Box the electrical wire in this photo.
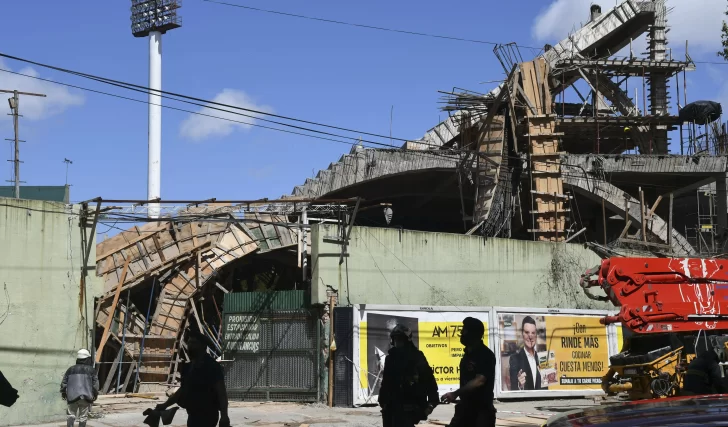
[363,227,465,310]
[0,67,457,161]
[0,64,471,167]
[0,53,692,164]
[0,57,697,201]
[202,0,543,52]
[0,52,416,144]
[360,234,402,305]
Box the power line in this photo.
[0,65,477,169]
[0,58,697,187]
[0,67,459,162]
[0,52,417,144]
[0,52,490,164]
[202,0,543,51]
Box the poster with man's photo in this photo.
[355,308,490,405]
[498,313,610,392]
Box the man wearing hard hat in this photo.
[60,349,99,427]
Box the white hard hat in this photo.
[77,349,91,359]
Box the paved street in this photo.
[21,398,602,427]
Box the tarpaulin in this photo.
[679,101,722,123]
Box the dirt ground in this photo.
[21,397,606,427]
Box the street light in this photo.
[130,0,182,37]
[130,0,182,219]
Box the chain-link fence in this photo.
[223,310,319,402]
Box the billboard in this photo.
[353,306,490,405]
[347,305,620,404]
[497,312,610,393]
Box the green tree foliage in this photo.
[720,4,728,61]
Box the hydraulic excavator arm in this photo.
[581,257,728,333]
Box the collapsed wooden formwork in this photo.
[463,59,566,241]
[518,59,567,242]
[94,210,298,392]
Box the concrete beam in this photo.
[562,154,728,175]
[671,177,720,198]
[564,174,695,255]
[289,148,462,199]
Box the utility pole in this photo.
[63,158,73,186]
[2,89,46,198]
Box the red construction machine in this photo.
[580,257,728,400]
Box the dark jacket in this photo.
[508,348,541,391]
[61,359,99,404]
[0,370,18,408]
[378,344,439,418]
[682,351,725,395]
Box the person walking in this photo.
[60,349,99,427]
[682,339,726,396]
[378,324,439,427]
[441,317,497,427]
[155,329,230,427]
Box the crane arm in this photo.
[581,257,728,333]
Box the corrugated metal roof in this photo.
[0,185,69,203]
[223,290,309,313]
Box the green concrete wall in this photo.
[0,198,100,426]
[311,225,609,310]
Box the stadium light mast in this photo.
[130,0,181,218]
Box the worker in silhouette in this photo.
[0,370,18,407]
[155,329,230,427]
[441,317,497,427]
[508,316,541,391]
[61,349,99,427]
[378,325,439,427]
[682,339,726,396]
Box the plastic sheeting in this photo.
[679,100,722,123]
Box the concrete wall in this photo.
[0,198,100,426]
[311,225,610,310]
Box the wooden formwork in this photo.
[519,59,568,242]
[94,210,298,388]
[473,116,506,224]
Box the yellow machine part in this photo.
[602,347,685,401]
[608,382,632,393]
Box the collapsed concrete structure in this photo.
[91,0,728,400]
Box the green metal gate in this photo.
[221,291,319,402]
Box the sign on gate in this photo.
[222,314,261,353]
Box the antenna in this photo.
[63,158,73,186]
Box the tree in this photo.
[720,4,728,61]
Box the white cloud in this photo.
[533,0,726,56]
[179,89,273,142]
[706,65,728,114]
[0,59,84,121]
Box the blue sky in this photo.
[1,0,727,204]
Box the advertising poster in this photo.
[498,313,609,392]
[356,308,490,404]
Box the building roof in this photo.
[0,186,69,203]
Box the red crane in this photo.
[580,257,728,334]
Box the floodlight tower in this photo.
[130,0,181,218]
